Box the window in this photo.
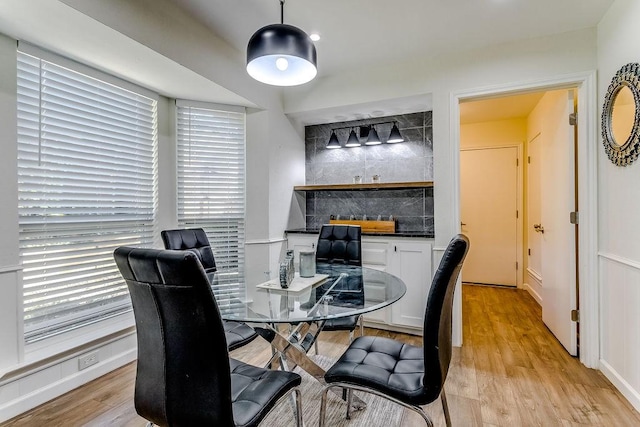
[176,101,246,307]
[17,48,158,343]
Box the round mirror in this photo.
[611,86,635,147]
[602,63,640,166]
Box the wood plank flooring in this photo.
[4,284,640,426]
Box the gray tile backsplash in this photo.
[303,112,434,234]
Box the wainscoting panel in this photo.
[599,252,640,412]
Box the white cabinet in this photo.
[286,232,432,333]
[361,240,392,325]
[388,240,432,329]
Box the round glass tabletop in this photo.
[215,264,406,324]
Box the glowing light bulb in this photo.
[276,57,289,71]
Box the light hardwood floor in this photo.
[4,284,640,426]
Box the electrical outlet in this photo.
[78,351,99,370]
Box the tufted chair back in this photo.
[161,228,216,273]
[422,234,469,401]
[113,247,233,426]
[315,225,362,266]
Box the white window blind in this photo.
[17,50,158,343]
[176,103,246,308]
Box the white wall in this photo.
[597,0,640,411]
[285,28,597,252]
[0,32,20,370]
[460,118,526,150]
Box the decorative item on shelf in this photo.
[372,174,380,183]
[246,0,317,86]
[353,175,362,184]
[325,121,404,149]
[299,250,316,277]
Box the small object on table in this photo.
[299,250,316,278]
[279,262,290,288]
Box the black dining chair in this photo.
[114,247,303,427]
[161,228,258,351]
[314,224,364,353]
[319,234,469,427]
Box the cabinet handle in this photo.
[312,243,315,249]
[394,246,397,252]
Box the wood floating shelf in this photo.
[294,181,433,191]
[329,219,396,233]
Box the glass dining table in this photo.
[213,263,407,410]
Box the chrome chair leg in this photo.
[346,388,353,420]
[441,388,452,427]
[359,315,364,337]
[293,387,303,427]
[319,385,331,427]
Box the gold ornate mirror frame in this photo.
[602,63,640,166]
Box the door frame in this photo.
[450,71,599,368]
[460,144,523,287]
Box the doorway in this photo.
[459,88,579,356]
[451,72,599,368]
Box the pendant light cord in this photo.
[280,0,285,24]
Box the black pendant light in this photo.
[246,0,317,86]
[326,130,341,149]
[345,128,361,147]
[387,122,404,143]
[365,126,382,145]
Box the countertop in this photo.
[285,228,435,238]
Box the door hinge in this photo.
[516,158,519,167]
[516,261,519,270]
[569,113,577,126]
[571,309,579,322]
[570,211,579,225]
[516,210,519,219]
[528,156,531,164]
[528,248,531,256]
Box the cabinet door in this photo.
[362,241,391,324]
[389,241,432,329]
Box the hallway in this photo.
[418,284,640,425]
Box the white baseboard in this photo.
[600,359,640,413]
[0,348,136,423]
[523,282,542,305]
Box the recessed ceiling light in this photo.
[310,33,321,41]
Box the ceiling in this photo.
[166,0,612,124]
[0,0,614,125]
[168,0,613,78]
[460,92,546,124]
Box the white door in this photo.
[460,147,518,286]
[540,90,578,356]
